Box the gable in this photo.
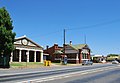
[65,44,90,53]
[81,49,89,54]
[14,38,35,46]
[14,36,43,49]
[82,44,89,49]
[28,41,36,46]
[72,44,90,50]
[14,40,21,44]
[65,45,78,53]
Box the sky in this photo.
[0,0,120,55]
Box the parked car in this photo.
[82,60,93,65]
[112,60,119,64]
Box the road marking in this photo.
[0,63,109,77]
[0,66,87,77]
[0,63,105,77]
[18,65,120,83]
[117,64,120,66]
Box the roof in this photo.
[15,35,43,49]
[67,44,89,50]
[53,50,63,54]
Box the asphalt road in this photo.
[45,65,120,83]
[0,63,115,76]
[0,63,119,83]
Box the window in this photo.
[82,53,88,59]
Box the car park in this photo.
[82,60,93,65]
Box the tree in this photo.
[0,7,16,68]
[107,54,119,57]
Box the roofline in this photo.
[66,44,89,51]
[15,35,26,40]
[66,44,78,51]
[15,35,43,49]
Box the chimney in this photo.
[54,43,58,49]
[46,45,49,50]
[70,41,72,45]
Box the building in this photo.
[10,36,44,63]
[65,43,91,63]
[44,44,63,62]
[44,42,91,64]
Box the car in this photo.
[82,60,93,65]
[112,60,119,64]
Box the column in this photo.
[40,51,43,63]
[19,50,21,62]
[10,52,13,62]
[26,50,29,62]
[34,51,36,62]
[76,54,79,64]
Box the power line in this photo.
[39,29,62,38]
[63,19,120,45]
[67,19,120,31]
[37,19,120,39]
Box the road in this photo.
[45,65,120,83]
[0,63,119,83]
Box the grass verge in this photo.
[10,62,44,68]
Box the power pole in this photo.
[61,29,66,64]
[63,29,66,54]
[84,35,86,44]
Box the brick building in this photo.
[44,42,91,64]
[65,44,91,63]
[44,44,63,62]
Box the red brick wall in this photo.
[79,49,82,63]
[44,44,63,62]
[44,44,91,64]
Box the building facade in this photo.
[44,44,63,62]
[65,44,91,63]
[44,43,91,64]
[10,36,43,63]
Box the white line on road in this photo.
[18,65,120,83]
[0,65,89,77]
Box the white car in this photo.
[112,60,119,64]
[82,60,93,65]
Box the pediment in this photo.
[14,36,42,48]
[82,45,89,49]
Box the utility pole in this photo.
[61,29,66,64]
[63,29,66,54]
[61,29,67,65]
[84,35,86,44]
